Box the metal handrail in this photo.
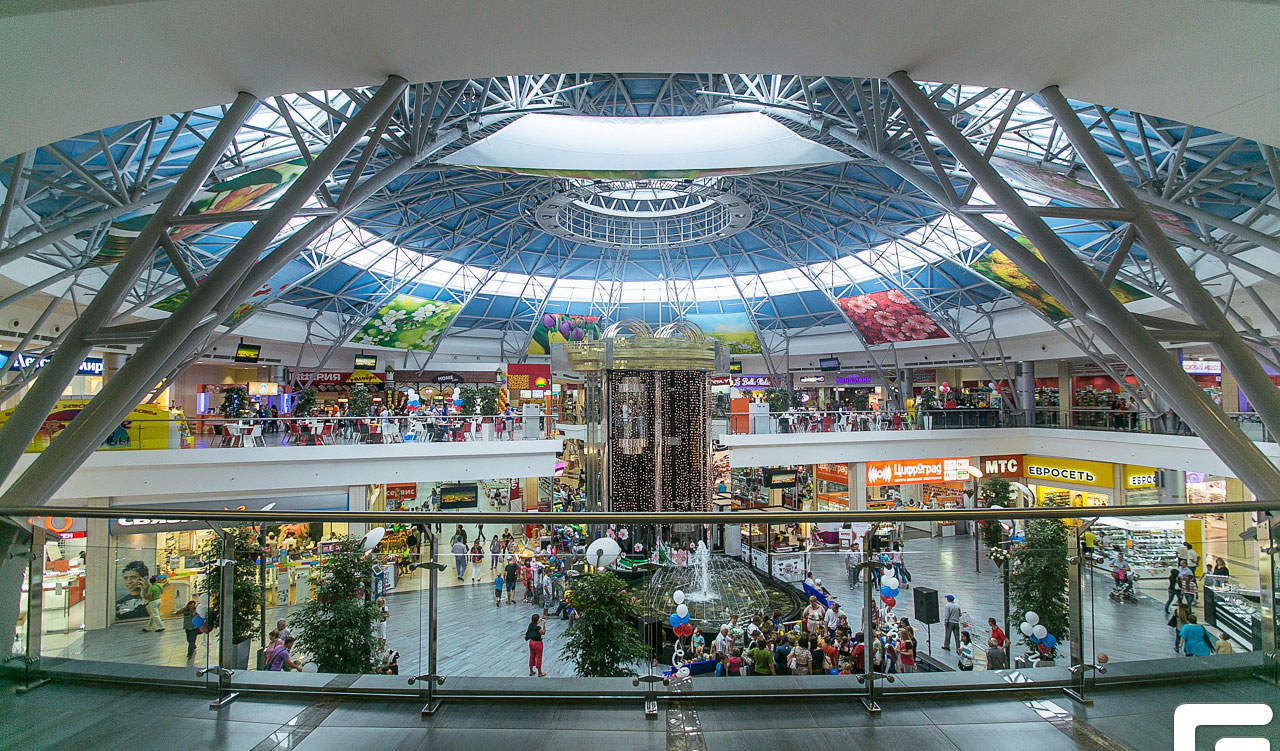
[7,500,1276,525]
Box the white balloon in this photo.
[676,604,689,618]
[585,537,622,568]
[882,577,899,590]
[676,666,691,679]
[1025,611,1040,626]
[1019,622,1034,636]
[301,662,319,673]
[989,504,1003,510]
[814,579,822,587]
[673,590,686,605]
[361,526,386,552]
[1032,625,1048,640]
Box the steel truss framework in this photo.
[0,73,1278,502]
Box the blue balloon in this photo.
[888,587,900,598]
[1043,633,1057,648]
[669,614,680,627]
[191,615,204,629]
[880,585,892,597]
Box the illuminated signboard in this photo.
[835,373,872,385]
[865,457,972,486]
[1022,456,1114,489]
[798,375,826,385]
[1,350,103,376]
[1182,360,1222,375]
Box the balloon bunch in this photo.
[1017,611,1057,653]
[403,388,421,413]
[669,590,693,637]
[879,574,901,608]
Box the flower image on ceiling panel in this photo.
[351,295,461,350]
[837,290,947,345]
[969,237,1148,322]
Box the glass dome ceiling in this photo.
[0,73,1274,364]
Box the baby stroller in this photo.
[1108,567,1137,603]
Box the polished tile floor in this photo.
[41,535,1219,677]
[2,674,1276,750]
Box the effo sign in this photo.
[865,457,973,486]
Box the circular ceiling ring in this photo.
[531,177,758,250]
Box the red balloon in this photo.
[883,596,896,608]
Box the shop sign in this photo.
[1023,456,1113,488]
[346,369,384,384]
[981,454,1024,478]
[1123,465,1158,489]
[912,369,936,384]
[710,376,731,387]
[385,483,418,504]
[1185,471,1207,484]
[1,350,104,376]
[108,494,348,534]
[798,375,826,385]
[507,363,551,391]
[1181,359,1222,375]
[734,375,776,388]
[27,515,86,539]
[835,373,873,385]
[865,457,972,486]
[816,463,848,485]
[434,372,462,384]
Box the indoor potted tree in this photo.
[293,387,316,418]
[199,525,262,669]
[1006,497,1069,663]
[562,571,648,677]
[346,383,373,441]
[288,536,382,673]
[766,388,795,432]
[476,385,501,440]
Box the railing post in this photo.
[16,526,48,693]
[1257,515,1278,684]
[1063,523,1104,704]
[211,529,239,708]
[422,529,442,714]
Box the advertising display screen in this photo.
[819,357,840,371]
[233,342,261,363]
[440,483,479,509]
[354,354,377,370]
[764,468,798,487]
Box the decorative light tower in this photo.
[557,320,724,514]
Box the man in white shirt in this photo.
[712,626,733,657]
[1178,543,1200,578]
[802,596,825,634]
[824,602,842,631]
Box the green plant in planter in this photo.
[475,385,500,417]
[288,536,382,673]
[346,384,373,417]
[219,385,252,418]
[978,476,1015,553]
[458,388,479,416]
[562,571,648,677]
[199,525,262,645]
[293,387,316,417]
[764,388,794,413]
[850,389,870,411]
[1007,497,1070,657]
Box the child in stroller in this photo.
[1109,558,1137,602]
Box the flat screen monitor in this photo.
[764,468,799,487]
[819,357,840,371]
[439,483,479,509]
[354,354,377,370]
[729,360,743,374]
[233,343,261,363]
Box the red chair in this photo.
[317,422,334,445]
